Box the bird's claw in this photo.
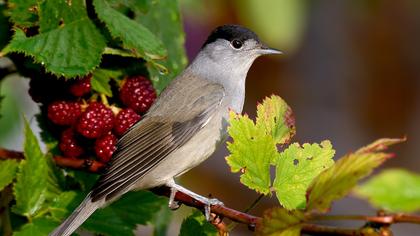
[204,198,224,221]
[168,187,182,210]
[168,200,181,210]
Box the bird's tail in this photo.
[49,194,100,236]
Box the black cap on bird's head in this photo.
[202,24,282,55]
[202,24,260,48]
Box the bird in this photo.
[50,24,281,236]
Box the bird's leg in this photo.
[166,179,223,221]
[168,185,181,210]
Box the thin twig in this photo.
[301,224,367,236]
[311,213,420,225]
[0,148,105,173]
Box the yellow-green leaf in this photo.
[13,218,59,236]
[256,96,295,145]
[355,169,420,212]
[226,95,296,194]
[226,112,276,194]
[256,208,304,236]
[0,159,19,191]
[306,138,404,212]
[274,141,335,209]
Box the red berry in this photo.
[47,101,82,125]
[114,108,141,136]
[76,102,115,138]
[59,128,84,158]
[119,76,156,113]
[94,133,117,163]
[70,75,92,97]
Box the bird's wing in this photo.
[90,77,225,202]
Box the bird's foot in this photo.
[203,198,223,221]
[166,180,223,221]
[168,186,181,210]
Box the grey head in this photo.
[188,24,281,85]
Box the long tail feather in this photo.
[49,195,100,236]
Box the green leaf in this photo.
[306,138,404,212]
[256,208,304,236]
[273,141,335,209]
[67,170,100,191]
[2,20,106,77]
[13,218,59,236]
[256,96,296,145]
[152,205,172,236]
[0,159,19,191]
[91,69,121,96]
[49,191,80,220]
[355,169,420,212]
[7,0,38,28]
[38,0,87,33]
[123,0,151,13]
[138,0,188,93]
[226,112,277,194]
[93,0,166,61]
[13,119,49,217]
[179,210,217,236]
[83,191,166,235]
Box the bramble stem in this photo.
[311,213,420,224]
[0,148,105,173]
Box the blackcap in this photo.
[50,24,281,236]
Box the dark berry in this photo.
[114,108,141,136]
[120,76,156,113]
[69,75,92,97]
[94,133,117,163]
[76,102,115,138]
[47,101,82,125]
[59,128,84,158]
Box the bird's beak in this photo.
[257,44,283,55]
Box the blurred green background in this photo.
[1,0,419,235]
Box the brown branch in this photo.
[311,212,420,225]
[2,147,420,235]
[0,148,105,173]
[0,149,23,160]
[151,186,261,229]
[53,156,106,173]
[301,224,366,236]
[393,213,420,224]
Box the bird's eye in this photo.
[231,39,243,49]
